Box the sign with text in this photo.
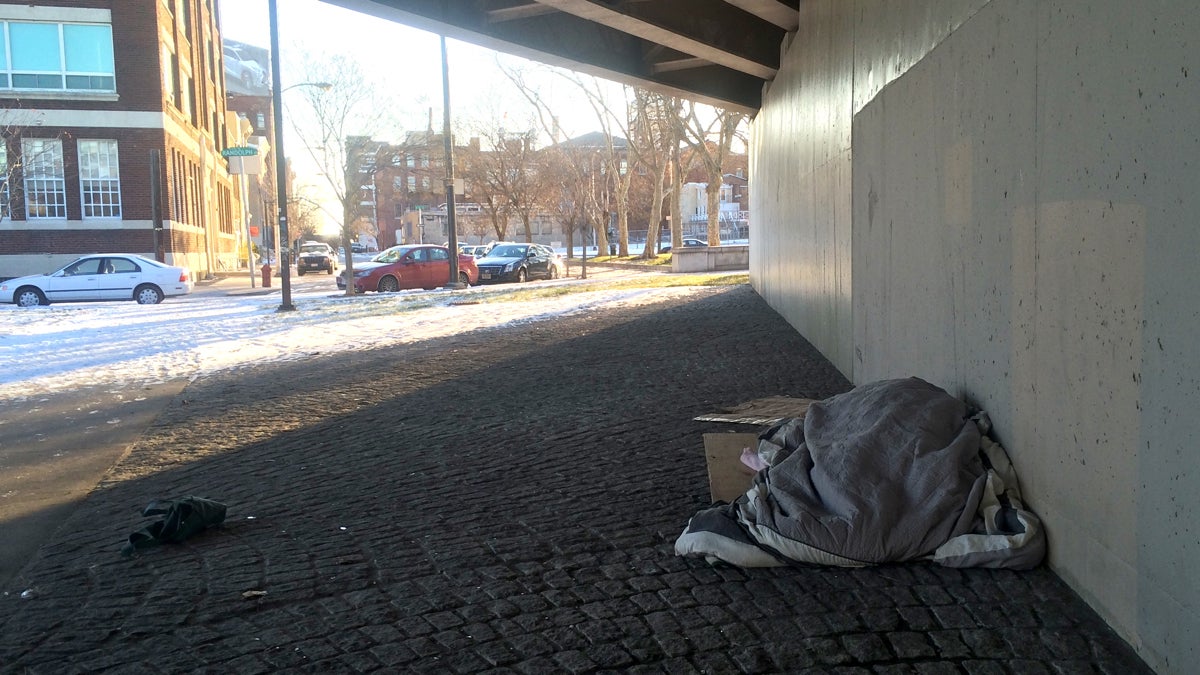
[221,146,258,157]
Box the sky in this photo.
[215,0,624,236]
[217,0,612,144]
[0,279,700,401]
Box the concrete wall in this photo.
[751,0,1200,672]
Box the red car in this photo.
[337,244,479,293]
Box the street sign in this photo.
[221,146,258,157]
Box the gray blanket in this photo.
[676,378,1045,569]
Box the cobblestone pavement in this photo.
[0,285,1151,674]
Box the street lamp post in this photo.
[267,0,294,311]
[267,0,333,310]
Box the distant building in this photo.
[0,0,243,279]
[349,131,482,249]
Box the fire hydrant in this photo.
[261,263,272,287]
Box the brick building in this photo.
[353,130,480,250]
[0,0,241,279]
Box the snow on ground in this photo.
[0,280,704,401]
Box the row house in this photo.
[0,0,242,279]
[679,169,750,241]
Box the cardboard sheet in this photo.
[702,432,761,502]
[694,396,816,426]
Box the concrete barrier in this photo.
[671,244,749,273]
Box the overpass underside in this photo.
[325,2,1199,673]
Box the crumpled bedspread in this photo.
[675,377,1045,570]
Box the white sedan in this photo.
[1,254,193,307]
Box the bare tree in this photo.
[460,211,491,245]
[677,103,746,245]
[0,107,62,222]
[287,184,324,243]
[499,64,635,256]
[459,141,512,242]
[287,53,391,295]
[538,146,589,257]
[629,90,680,258]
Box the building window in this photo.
[78,139,121,219]
[407,175,416,192]
[162,44,176,105]
[2,21,116,92]
[22,138,66,219]
[421,176,430,190]
[181,72,194,124]
[180,0,192,38]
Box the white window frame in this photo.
[22,137,66,219]
[161,43,175,105]
[78,139,121,219]
[0,142,8,219]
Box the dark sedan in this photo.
[660,238,707,253]
[475,243,559,283]
[337,244,479,293]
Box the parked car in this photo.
[459,243,495,258]
[336,244,478,293]
[660,237,708,253]
[1,254,193,307]
[475,243,560,283]
[535,244,567,279]
[296,241,338,276]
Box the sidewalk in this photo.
[193,271,279,297]
[0,285,1151,672]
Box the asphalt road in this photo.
[0,259,641,591]
[0,380,186,590]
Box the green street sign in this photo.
[221,146,258,157]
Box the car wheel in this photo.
[298,269,306,276]
[459,271,471,286]
[15,286,48,307]
[377,275,400,293]
[517,268,527,283]
[134,284,164,305]
[327,266,335,275]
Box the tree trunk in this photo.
[642,161,668,259]
[340,204,357,297]
[616,179,631,257]
[706,180,721,245]
[670,144,682,249]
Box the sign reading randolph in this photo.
[221,146,259,157]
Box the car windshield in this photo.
[373,247,412,263]
[489,245,527,258]
[300,244,326,253]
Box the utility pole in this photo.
[441,35,464,288]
